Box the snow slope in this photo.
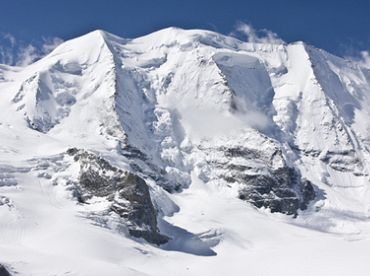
[1,27,370,275]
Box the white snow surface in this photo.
[1,28,370,275]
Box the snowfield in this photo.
[1,27,370,275]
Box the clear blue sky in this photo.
[0,0,369,57]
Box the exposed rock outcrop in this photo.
[0,265,10,276]
[238,168,315,215]
[196,134,316,216]
[67,148,168,244]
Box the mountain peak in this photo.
[2,26,370,275]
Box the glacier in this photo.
[1,27,370,275]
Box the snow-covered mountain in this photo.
[1,28,370,276]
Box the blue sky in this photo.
[0,0,369,65]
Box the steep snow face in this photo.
[2,31,125,149]
[212,51,276,131]
[1,28,370,275]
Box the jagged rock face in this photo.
[67,148,168,244]
[0,265,10,276]
[238,168,315,215]
[195,132,316,215]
